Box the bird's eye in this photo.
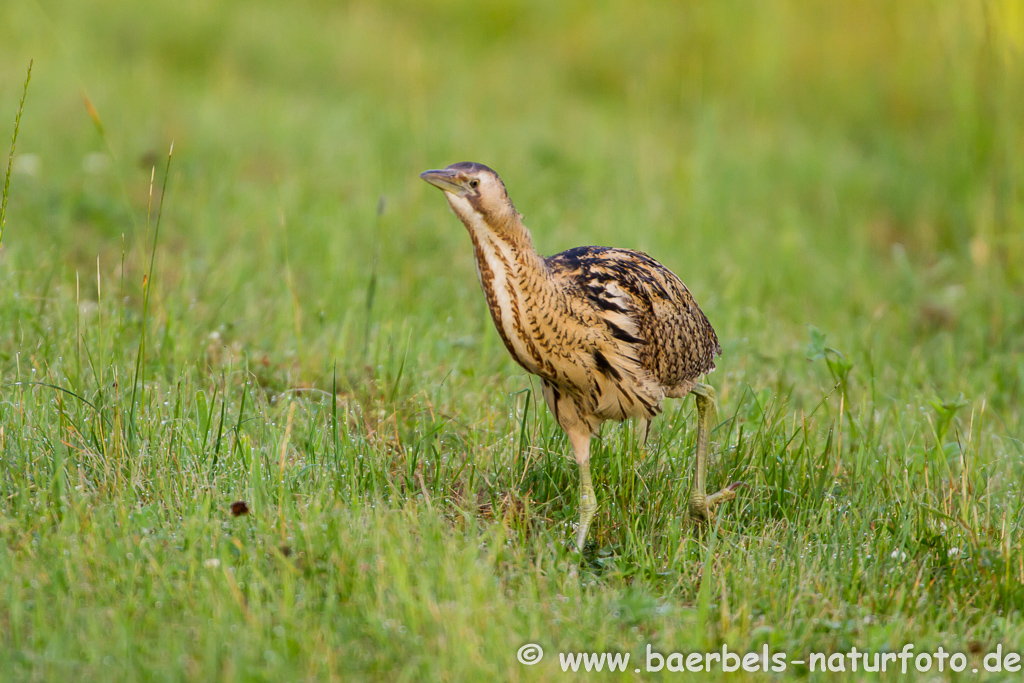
[469,179,479,189]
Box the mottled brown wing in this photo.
[546,246,721,388]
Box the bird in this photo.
[420,162,742,550]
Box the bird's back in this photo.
[545,246,721,392]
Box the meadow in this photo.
[1,0,1023,680]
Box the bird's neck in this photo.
[456,208,554,374]
[488,214,541,264]
[453,203,546,275]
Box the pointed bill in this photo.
[420,168,465,195]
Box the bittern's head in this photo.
[420,162,523,238]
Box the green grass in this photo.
[1,0,1023,680]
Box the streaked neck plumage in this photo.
[445,191,552,375]
[444,192,540,261]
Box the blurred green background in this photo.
[2,1,1023,680]
[3,0,1022,423]
[4,1,1021,344]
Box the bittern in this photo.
[421,162,741,550]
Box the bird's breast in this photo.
[471,237,666,425]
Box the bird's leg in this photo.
[568,426,597,551]
[688,383,742,522]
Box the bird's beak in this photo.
[420,168,466,195]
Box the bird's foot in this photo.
[689,481,745,523]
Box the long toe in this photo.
[705,481,744,507]
[691,482,743,523]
